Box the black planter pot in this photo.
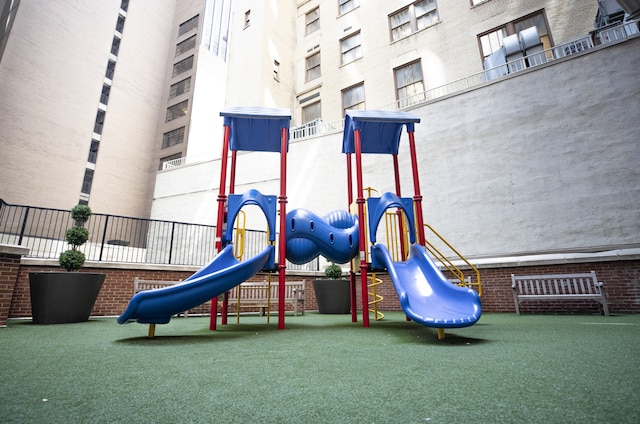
[29,272,105,324]
[313,279,350,314]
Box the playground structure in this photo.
[118,107,481,338]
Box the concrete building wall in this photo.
[292,0,599,125]
[224,0,297,110]
[91,0,176,217]
[150,36,640,259]
[0,0,176,218]
[0,0,120,209]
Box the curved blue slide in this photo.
[117,244,274,325]
[371,243,481,328]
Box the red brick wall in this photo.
[0,253,22,326]
[7,259,640,320]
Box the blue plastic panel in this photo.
[220,106,291,153]
[342,109,421,154]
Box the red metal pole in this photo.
[354,129,369,328]
[277,127,288,330]
[346,154,357,323]
[221,149,238,325]
[407,130,426,246]
[211,124,231,330]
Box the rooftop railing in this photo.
[0,200,318,271]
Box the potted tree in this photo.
[29,205,105,324]
[313,263,351,314]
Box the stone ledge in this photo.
[0,244,30,256]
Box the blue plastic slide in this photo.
[117,244,274,325]
[371,243,481,328]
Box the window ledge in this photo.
[390,20,442,45]
[337,5,360,19]
[339,56,363,68]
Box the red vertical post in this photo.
[277,127,288,330]
[211,124,231,330]
[407,130,426,246]
[354,129,369,328]
[220,149,238,326]
[346,154,357,323]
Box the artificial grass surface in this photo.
[1,312,639,423]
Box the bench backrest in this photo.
[225,281,305,301]
[511,271,602,296]
[134,277,182,293]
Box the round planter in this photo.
[29,272,105,324]
[313,279,351,314]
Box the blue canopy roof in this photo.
[220,106,292,153]
[342,110,421,155]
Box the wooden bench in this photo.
[133,277,189,317]
[511,271,609,316]
[221,280,305,321]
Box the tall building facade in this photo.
[1,0,638,264]
[0,0,234,217]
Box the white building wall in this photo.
[0,0,176,218]
[150,37,640,259]
[0,1,120,209]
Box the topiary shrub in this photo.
[59,204,92,272]
[324,263,343,279]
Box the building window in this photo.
[342,83,365,116]
[172,56,194,77]
[306,8,320,35]
[162,127,186,149]
[166,100,189,122]
[273,60,280,81]
[159,153,183,170]
[339,0,357,15]
[478,10,551,61]
[105,60,116,80]
[169,77,191,99]
[81,169,94,194]
[110,36,121,55]
[340,31,362,65]
[178,15,199,36]
[88,139,99,164]
[175,35,196,56]
[305,52,321,82]
[94,110,106,134]
[302,101,321,124]
[100,84,111,105]
[394,60,425,107]
[244,10,251,28]
[120,0,129,12]
[389,0,438,42]
[116,15,125,33]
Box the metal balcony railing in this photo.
[0,200,318,271]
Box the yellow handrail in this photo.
[233,210,246,259]
[423,224,482,297]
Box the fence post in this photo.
[17,207,30,245]
[168,222,176,264]
[99,215,109,261]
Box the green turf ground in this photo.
[1,312,639,423]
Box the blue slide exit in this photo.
[371,243,481,328]
[117,244,274,325]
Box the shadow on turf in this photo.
[114,319,488,346]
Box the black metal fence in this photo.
[0,200,318,271]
